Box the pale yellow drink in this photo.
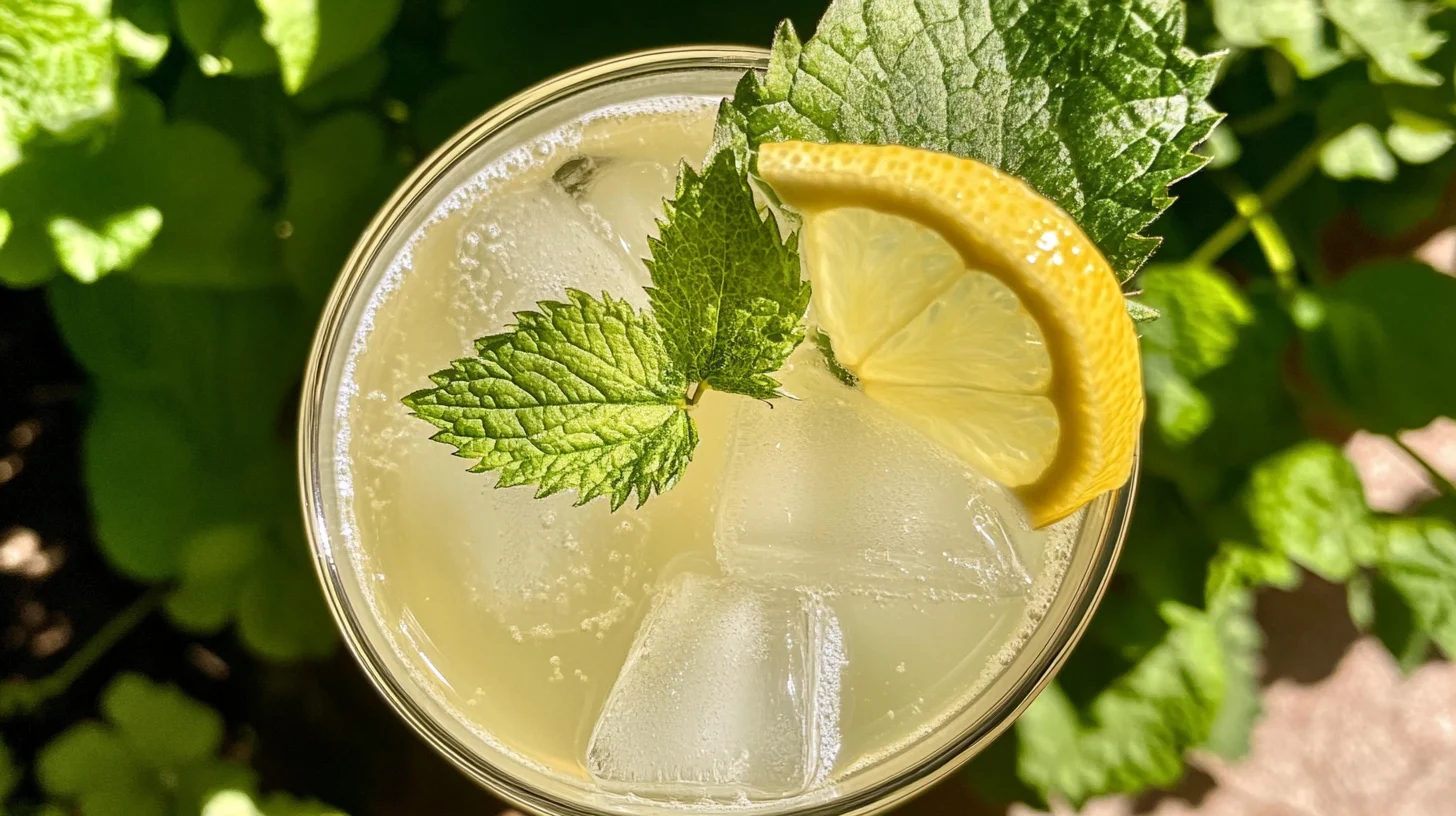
[311,53,1114,814]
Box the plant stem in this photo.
[1394,435,1456,498]
[1189,140,1326,269]
[1216,174,1298,292]
[0,586,165,717]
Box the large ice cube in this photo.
[714,353,1035,601]
[453,179,651,327]
[586,572,844,799]
[555,155,678,264]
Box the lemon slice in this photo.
[757,141,1143,527]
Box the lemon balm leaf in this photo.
[730,0,1221,279]
[1015,599,1239,803]
[1246,441,1379,582]
[1377,516,1456,659]
[1300,260,1456,435]
[0,0,118,173]
[404,290,698,511]
[646,150,810,400]
[257,0,402,94]
[1209,0,1346,78]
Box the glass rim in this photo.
[298,44,1137,816]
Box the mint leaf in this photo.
[0,0,118,172]
[729,0,1221,278]
[645,150,809,399]
[404,290,698,510]
[1016,601,1229,804]
[1246,441,1379,581]
[1300,260,1456,435]
[256,0,402,94]
[1377,515,1456,658]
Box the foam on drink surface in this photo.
[334,92,1089,808]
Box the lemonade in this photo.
[300,49,1132,814]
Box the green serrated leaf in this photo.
[257,0,402,94]
[174,0,277,78]
[167,524,267,633]
[37,723,167,816]
[53,278,307,581]
[174,762,260,816]
[645,150,809,399]
[1141,279,1303,504]
[83,390,214,580]
[1322,123,1399,180]
[202,790,347,816]
[1300,260,1456,434]
[1203,588,1263,759]
[730,0,1221,279]
[1124,298,1162,324]
[1138,263,1254,445]
[1386,120,1456,163]
[1016,601,1226,804]
[0,737,16,804]
[0,87,277,289]
[811,330,858,388]
[291,51,386,111]
[1377,515,1456,658]
[1210,0,1346,77]
[103,673,224,768]
[0,0,118,173]
[236,526,336,661]
[1246,441,1379,581]
[405,290,698,510]
[1327,0,1446,86]
[47,205,161,283]
[113,0,171,72]
[282,111,401,307]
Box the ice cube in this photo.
[453,180,651,324]
[586,572,844,799]
[557,155,678,264]
[714,353,1036,601]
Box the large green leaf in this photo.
[0,0,118,173]
[729,0,1222,278]
[1246,441,1379,581]
[173,0,277,78]
[1300,260,1456,434]
[1016,601,1236,804]
[256,0,402,94]
[0,87,276,288]
[1377,515,1456,658]
[282,111,402,307]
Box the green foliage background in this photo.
[3,0,1456,813]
